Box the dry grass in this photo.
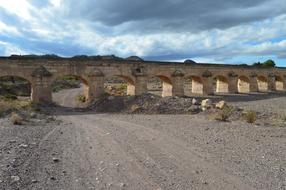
[10,112,24,125]
[215,105,234,122]
[244,110,257,124]
[0,98,31,116]
[77,95,87,103]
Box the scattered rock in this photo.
[119,183,126,188]
[192,98,198,105]
[11,176,20,183]
[9,140,17,143]
[29,112,37,118]
[215,101,227,110]
[201,99,212,110]
[10,112,24,125]
[108,96,115,101]
[187,105,201,114]
[52,157,60,163]
[19,144,28,148]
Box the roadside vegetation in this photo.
[52,76,81,92]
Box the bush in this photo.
[245,110,257,124]
[3,94,18,101]
[10,112,24,125]
[215,105,234,122]
[130,104,141,112]
[77,95,86,103]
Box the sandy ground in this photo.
[52,86,87,108]
[0,89,285,190]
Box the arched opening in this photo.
[275,76,284,91]
[214,76,228,93]
[257,76,268,92]
[238,76,250,93]
[104,75,135,96]
[147,76,172,97]
[0,76,32,101]
[52,75,89,108]
[184,76,203,96]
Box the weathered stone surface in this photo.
[0,56,284,104]
[31,66,52,77]
[201,99,212,109]
[215,101,227,109]
[192,98,198,105]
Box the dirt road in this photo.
[1,88,285,190]
[52,86,87,108]
[1,113,285,190]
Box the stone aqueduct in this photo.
[0,56,286,103]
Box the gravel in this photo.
[0,91,285,190]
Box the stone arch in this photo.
[0,75,32,100]
[238,76,250,93]
[214,75,228,93]
[184,76,203,96]
[147,75,173,97]
[51,75,90,107]
[275,76,284,91]
[257,76,268,91]
[104,75,135,96]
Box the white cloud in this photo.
[0,21,21,36]
[0,41,27,56]
[0,0,285,64]
[0,0,34,20]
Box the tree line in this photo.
[252,59,276,67]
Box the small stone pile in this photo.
[91,93,229,115]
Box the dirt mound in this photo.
[90,93,200,114]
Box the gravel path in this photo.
[0,89,286,190]
[0,113,285,190]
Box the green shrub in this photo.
[245,110,257,124]
[77,95,86,103]
[215,105,234,122]
[3,94,18,101]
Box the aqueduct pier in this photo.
[1,56,286,103]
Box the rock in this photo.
[11,176,20,183]
[192,98,198,105]
[215,101,227,109]
[52,157,60,163]
[201,99,212,109]
[108,96,115,101]
[10,112,24,125]
[29,112,37,118]
[9,140,17,143]
[19,144,28,148]
[187,105,200,114]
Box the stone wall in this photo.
[0,57,285,103]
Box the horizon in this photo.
[0,0,286,66]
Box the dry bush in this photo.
[245,110,257,124]
[0,99,31,117]
[10,112,24,125]
[77,95,87,103]
[130,104,141,112]
[215,105,234,122]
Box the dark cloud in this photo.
[62,0,286,32]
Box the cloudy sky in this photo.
[0,0,286,66]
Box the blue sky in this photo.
[0,0,286,66]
